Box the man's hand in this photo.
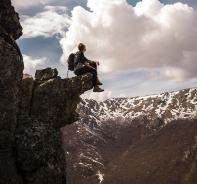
[94,61,100,66]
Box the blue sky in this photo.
[13,0,197,101]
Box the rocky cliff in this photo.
[0,0,23,183]
[0,1,93,183]
[15,70,92,184]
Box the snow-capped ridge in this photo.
[78,87,197,125]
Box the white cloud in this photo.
[23,54,47,74]
[81,90,112,102]
[12,0,55,9]
[60,0,197,81]
[21,6,71,38]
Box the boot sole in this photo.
[93,90,105,92]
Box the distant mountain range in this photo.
[62,87,197,184]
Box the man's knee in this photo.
[90,62,97,68]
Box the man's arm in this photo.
[84,62,96,70]
[84,56,93,64]
[79,53,95,69]
[84,56,100,66]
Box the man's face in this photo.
[84,46,87,52]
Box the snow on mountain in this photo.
[77,87,197,125]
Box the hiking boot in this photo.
[97,78,103,85]
[93,86,104,92]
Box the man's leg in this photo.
[77,66,97,87]
[89,62,103,85]
[77,66,104,92]
[89,62,97,70]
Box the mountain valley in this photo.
[62,87,197,184]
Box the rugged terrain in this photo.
[1,0,197,184]
[62,88,197,184]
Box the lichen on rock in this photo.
[16,121,61,171]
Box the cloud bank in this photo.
[60,0,197,81]
[21,6,70,38]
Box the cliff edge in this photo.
[0,0,93,183]
[16,69,93,183]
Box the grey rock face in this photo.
[31,71,93,130]
[0,0,23,183]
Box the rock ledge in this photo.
[15,68,93,183]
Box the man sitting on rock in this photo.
[74,43,104,92]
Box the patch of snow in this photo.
[80,153,104,167]
[96,170,104,184]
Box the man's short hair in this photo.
[78,43,85,51]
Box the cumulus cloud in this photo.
[60,0,197,81]
[81,90,112,102]
[21,6,70,38]
[12,0,55,9]
[23,55,47,74]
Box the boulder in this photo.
[35,67,58,80]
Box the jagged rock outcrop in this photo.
[15,70,93,183]
[0,0,23,183]
[0,0,93,183]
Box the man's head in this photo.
[78,43,86,52]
